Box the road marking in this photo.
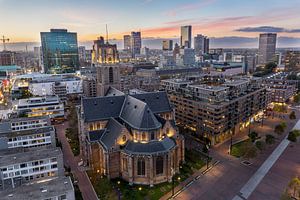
[233,138,290,200]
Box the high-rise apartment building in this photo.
[123,35,131,52]
[194,34,209,55]
[0,51,15,66]
[40,29,79,73]
[258,33,277,65]
[180,26,192,48]
[285,51,300,72]
[162,40,173,51]
[131,32,142,58]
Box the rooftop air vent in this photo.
[134,105,137,109]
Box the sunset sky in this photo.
[1,0,300,43]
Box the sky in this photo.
[1,0,300,48]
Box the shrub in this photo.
[266,134,275,145]
[255,141,265,151]
[248,131,258,143]
[290,111,296,120]
[274,124,285,135]
[288,130,300,142]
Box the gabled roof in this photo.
[124,137,175,155]
[132,91,172,113]
[99,118,125,150]
[120,96,161,131]
[88,129,106,142]
[82,96,125,122]
[105,87,125,97]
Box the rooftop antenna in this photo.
[0,35,9,51]
[106,24,109,44]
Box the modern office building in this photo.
[285,51,300,72]
[0,126,56,150]
[14,96,64,119]
[0,147,64,189]
[78,88,184,186]
[0,176,75,200]
[92,36,119,64]
[180,26,192,48]
[123,35,131,52]
[194,34,209,55]
[131,32,142,58]
[0,116,51,133]
[40,29,79,74]
[177,48,195,66]
[162,40,173,51]
[161,76,269,144]
[258,33,277,65]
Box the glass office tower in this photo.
[180,25,192,48]
[41,29,79,74]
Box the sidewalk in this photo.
[160,159,220,200]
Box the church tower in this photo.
[96,64,121,96]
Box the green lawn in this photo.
[230,139,251,158]
[88,149,206,200]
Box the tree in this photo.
[294,93,300,104]
[289,111,296,120]
[265,62,277,70]
[265,134,275,144]
[274,124,285,135]
[248,131,258,143]
[255,141,265,151]
[288,177,300,199]
[288,130,300,142]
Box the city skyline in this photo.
[1,0,300,44]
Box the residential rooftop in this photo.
[0,147,62,167]
[0,176,73,200]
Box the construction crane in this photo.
[0,35,9,51]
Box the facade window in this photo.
[137,158,145,176]
[150,131,155,140]
[156,156,164,175]
[122,158,128,172]
[109,67,114,83]
[141,132,146,141]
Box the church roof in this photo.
[120,96,161,131]
[124,137,175,155]
[105,87,125,97]
[99,118,124,150]
[82,96,125,122]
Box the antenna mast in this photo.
[106,24,109,44]
[0,35,9,51]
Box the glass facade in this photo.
[180,25,192,48]
[41,29,79,74]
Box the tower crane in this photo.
[0,36,9,51]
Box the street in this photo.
[55,122,98,200]
[166,111,300,200]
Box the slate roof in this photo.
[132,91,172,114]
[88,129,106,142]
[105,87,125,97]
[120,96,161,131]
[99,118,124,150]
[124,137,175,155]
[82,95,125,122]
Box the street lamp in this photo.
[206,145,210,169]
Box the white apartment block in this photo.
[14,96,64,119]
[0,116,51,133]
[0,126,56,150]
[0,147,64,190]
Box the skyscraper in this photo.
[40,29,79,73]
[194,34,209,55]
[131,31,142,58]
[162,40,173,51]
[123,35,131,52]
[180,25,192,48]
[258,33,277,65]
